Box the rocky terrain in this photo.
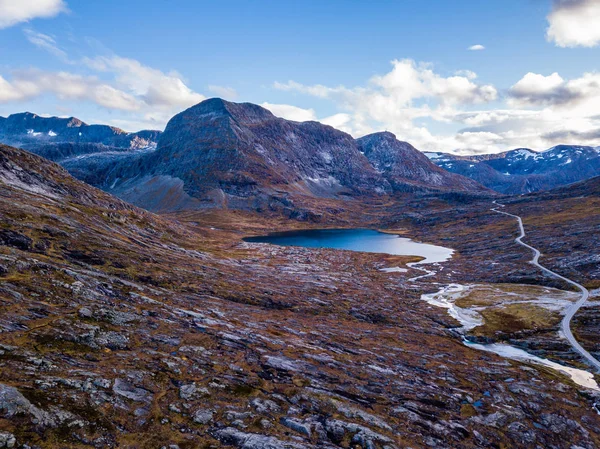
[2,143,600,448]
[426,146,600,194]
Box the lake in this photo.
[244,229,453,264]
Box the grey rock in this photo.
[469,411,509,428]
[179,383,198,400]
[0,432,16,448]
[280,417,311,437]
[324,418,393,445]
[192,409,213,424]
[0,383,55,427]
[112,379,152,403]
[78,307,93,318]
[214,427,310,449]
[251,398,281,414]
[330,399,391,430]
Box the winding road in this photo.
[492,202,600,372]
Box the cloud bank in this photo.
[272,59,600,154]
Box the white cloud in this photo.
[459,70,600,150]
[0,69,141,111]
[0,59,209,127]
[261,102,317,122]
[0,76,26,102]
[370,59,497,105]
[508,72,569,105]
[23,28,70,62]
[16,32,206,128]
[0,0,67,29]
[508,71,600,108]
[455,70,478,80]
[468,44,485,51]
[547,0,600,47]
[208,85,238,100]
[84,56,205,110]
[278,59,497,109]
[320,113,354,133]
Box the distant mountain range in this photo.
[425,146,600,194]
[1,100,599,214]
[0,111,160,153]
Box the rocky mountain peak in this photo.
[429,144,600,194]
[169,98,277,128]
[366,131,397,141]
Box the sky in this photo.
[0,0,599,154]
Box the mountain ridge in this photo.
[0,111,162,153]
[426,145,600,194]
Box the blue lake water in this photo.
[244,229,453,264]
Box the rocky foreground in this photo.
[1,144,599,448]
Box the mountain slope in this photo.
[357,132,488,192]
[427,145,600,194]
[1,102,493,215]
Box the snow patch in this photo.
[379,267,408,273]
[319,151,333,164]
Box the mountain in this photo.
[121,98,390,208]
[514,174,600,201]
[357,132,486,192]
[426,145,600,194]
[2,142,600,448]
[0,112,161,160]
[7,99,487,215]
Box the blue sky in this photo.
[1,0,599,154]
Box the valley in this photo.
[2,0,600,446]
[0,100,599,449]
